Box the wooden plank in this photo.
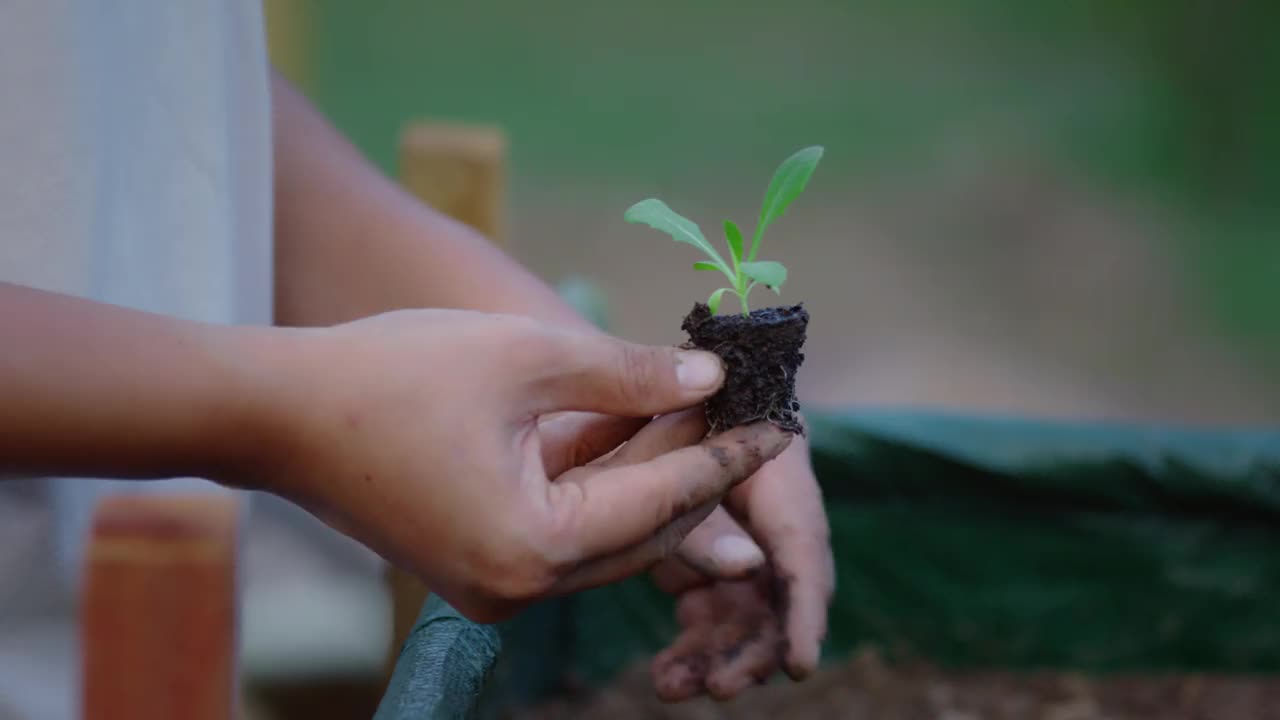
[82,494,241,720]
[386,122,506,674]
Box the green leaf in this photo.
[624,198,730,273]
[695,260,738,285]
[751,146,823,260]
[723,220,745,265]
[707,287,729,314]
[740,260,787,289]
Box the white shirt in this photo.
[0,2,272,716]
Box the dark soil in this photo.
[681,303,809,435]
[518,648,1280,719]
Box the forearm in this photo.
[271,71,590,331]
[0,283,275,482]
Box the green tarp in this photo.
[378,410,1280,718]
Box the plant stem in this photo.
[739,289,750,315]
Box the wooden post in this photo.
[398,122,506,240]
[263,0,310,90]
[386,121,506,673]
[82,494,241,720]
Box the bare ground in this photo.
[520,648,1280,720]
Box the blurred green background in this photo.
[270,0,1280,423]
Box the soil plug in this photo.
[624,146,822,434]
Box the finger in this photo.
[545,411,746,593]
[676,506,765,580]
[769,540,834,680]
[604,407,708,466]
[728,437,833,680]
[672,584,718,627]
[551,422,792,562]
[704,582,783,700]
[528,330,725,416]
[651,625,714,703]
[705,619,781,700]
[538,412,648,477]
[701,625,778,696]
[651,557,712,596]
[549,498,719,594]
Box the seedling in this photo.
[620,145,822,434]
[623,145,824,315]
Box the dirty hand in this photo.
[650,433,834,701]
[251,309,793,623]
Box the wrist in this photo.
[197,324,309,492]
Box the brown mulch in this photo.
[518,648,1280,720]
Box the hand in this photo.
[650,434,834,701]
[250,309,794,622]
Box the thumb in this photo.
[532,332,725,416]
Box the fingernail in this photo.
[712,535,765,570]
[676,351,723,392]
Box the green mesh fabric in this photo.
[374,594,501,720]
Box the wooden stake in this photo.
[82,494,241,720]
[386,121,506,674]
